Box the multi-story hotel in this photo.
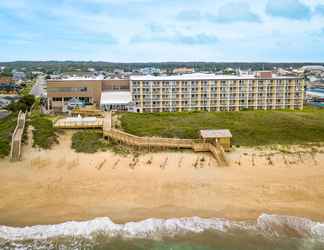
[130,72,304,113]
[47,71,304,113]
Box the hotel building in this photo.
[47,72,305,113]
[130,72,304,112]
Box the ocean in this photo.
[1,214,324,250]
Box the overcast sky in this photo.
[0,0,324,62]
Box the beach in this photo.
[1,131,324,227]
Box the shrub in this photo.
[0,113,17,157]
[72,130,109,153]
[30,113,58,149]
[6,95,35,112]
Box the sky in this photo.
[0,0,324,62]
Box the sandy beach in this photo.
[0,130,324,227]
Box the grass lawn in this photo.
[120,106,324,147]
[0,113,17,157]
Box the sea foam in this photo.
[0,217,230,241]
[1,214,324,241]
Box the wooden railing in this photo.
[105,128,197,149]
[54,119,104,129]
[53,112,228,166]
[103,112,228,166]
[10,111,26,161]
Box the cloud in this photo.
[176,10,202,21]
[0,0,323,61]
[147,23,165,33]
[265,0,311,20]
[176,33,218,45]
[207,2,261,23]
[130,33,218,45]
[314,4,324,16]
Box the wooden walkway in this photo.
[10,111,26,161]
[103,112,228,166]
[53,112,228,166]
[54,118,104,129]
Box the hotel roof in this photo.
[130,73,302,81]
[100,91,132,105]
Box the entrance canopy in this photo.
[100,91,132,105]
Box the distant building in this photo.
[301,65,324,72]
[173,67,194,75]
[12,71,26,81]
[301,66,324,77]
[0,77,16,94]
[255,71,273,78]
[140,67,161,75]
[113,69,124,75]
[238,69,252,76]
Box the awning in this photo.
[100,91,132,105]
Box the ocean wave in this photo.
[257,214,324,240]
[0,217,231,241]
[0,214,324,241]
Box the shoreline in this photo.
[1,131,324,227]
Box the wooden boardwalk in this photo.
[53,112,228,166]
[54,118,104,129]
[10,111,26,161]
[103,112,228,166]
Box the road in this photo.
[31,75,47,97]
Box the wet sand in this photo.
[1,131,324,226]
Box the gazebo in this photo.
[200,129,232,152]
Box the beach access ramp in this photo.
[10,111,26,161]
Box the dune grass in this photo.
[0,113,18,157]
[30,112,58,149]
[71,130,131,155]
[120,106,324,146]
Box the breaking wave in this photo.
[0,214,324,241]
[257,214,324,240]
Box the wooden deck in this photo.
[54,118,104,129]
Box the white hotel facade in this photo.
[129,73,305,113]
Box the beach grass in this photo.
[0,113,18,157]
[30,112,58,149]
[120,106,324,146]
[72,130,109,153]
[72,130,131,155]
